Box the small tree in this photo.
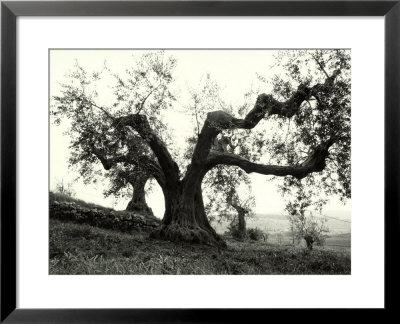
[102,165,154,215]
[285,182,329,250]
[204,164,256,240]
[186,76,256,240]
[289,213,329,250]
[289,223,295,245]
[55,179,76,197]
[263,227,270,243]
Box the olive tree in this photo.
[102,164,154,215]
[52,52,175,214]
[52,49,350,247]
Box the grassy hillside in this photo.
[49,219,351,275]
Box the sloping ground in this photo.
[50,192,161,233]
[50,192,114,212]
[49,219,351,275]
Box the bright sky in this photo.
[50,49,350,218]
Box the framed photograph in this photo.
[1,0,399,322]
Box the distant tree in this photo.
[52,49,350,247]
[204,165,255,240]
[102,165,154,215]
[285,183,329,250]
[289,214,329,250]
[228,194,254,240]
[203,166,255,239]
[263,227,270,242]
[186,76,257,240]
[55,179,76,197]
[289,223,296,245]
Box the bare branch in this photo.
[136,88,155,114]
[311,53,330,79]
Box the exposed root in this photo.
[150,224,227,248]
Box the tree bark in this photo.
[150,180,226,248]
[237,211,246,239]
[304,235,314,250]
[230,202,248,240]
[125,176,154,216]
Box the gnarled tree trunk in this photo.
[150,181,226,247]
[126,175,154,216]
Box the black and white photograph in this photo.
[49,49,351,275]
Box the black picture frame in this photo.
[1,0,399,322]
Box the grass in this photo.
[324,233,351,252]
[49,219,351,275]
